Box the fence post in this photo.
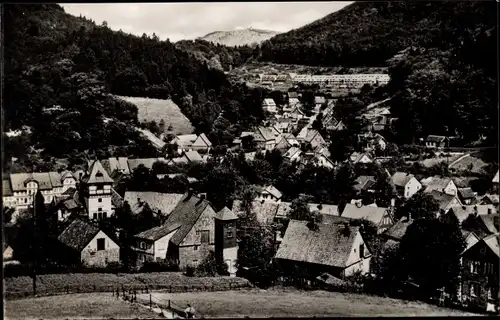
[168,299,171,308]
[149,294,152,310]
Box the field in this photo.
[4,272,251,299]
[116,96,194,134]
[5,293,162,320]
[139,289,480,318]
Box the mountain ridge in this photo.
[198,27,279,47]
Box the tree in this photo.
[195,251,229,276]
[289,195,313,221]
[399,218,466,295]
[395,192,439,221]
[3,207,15,225]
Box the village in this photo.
[3,74,499,316]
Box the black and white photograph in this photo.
[1,1,498,318]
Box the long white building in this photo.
[291,74,390,87]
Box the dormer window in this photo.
[96,172,104,178]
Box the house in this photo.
[341,203,394,233]
[133,192,223,269]
[391,172,421,199]
[326,119,346,132]
[425,135,448,148]
[168,150,204,165]
[458,235,499,312]
[256,185,282,203]
[312,153,335,170]
[123,192,184,217]
[297,128,326,150]
[308,203,340,216]
[275,219,372,280]
[58,219,120,267]
[429,190,462,215]
[461,210,499,239]
[353,176,377,194]
[314,96,326,110]
[81,160,115,220]
[493,170,499,193]
[254,127,278,151]
[52,195,84,221]
[287,106,306,120]
[480,194,499,206]
[170,134,198,154]
[421,176,458,196]
[274,118,295,134]
[2,171,77,212]
[382,216,413,243]
[108,157,131,175]
[190,133,212,154]
[283,147,302,163]
[461,230,480,253]
[349,152,373,164]
[262,98,278,113]
[275,134,300,151]
[458,188,477,205]
[232,200,283,226]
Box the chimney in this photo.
[474,205,478,217]
[356,201,362,208]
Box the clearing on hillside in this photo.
[138,289,479,318]
[5,293,161,319]
[117,96,194,135]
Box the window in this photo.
[96,172,104,178]
[193,260,198,266]
[200,230,210,244]
[98,198,102,203]
[98,208,102,212]
[97,238,105,251]
[226,227,233,239]
[93,213,97,220]
[359,243,365,259]
[194,245,198,251]
[103,212,107,219]
[24,198,27,203]
[140,242,146,250]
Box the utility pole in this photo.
[32,192,37,296]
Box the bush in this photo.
[139,259,179,273]
[195,251,230,277]
[185,266,195,277]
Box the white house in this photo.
[391,172,422,199]
[421,176,458,196]
[82,160,114,220]
[284,147,302,162]
[262,98,278,113]
[350,152,373,164]
[58,219,120,267]
[190,133,212,154]
[2,171,76,212]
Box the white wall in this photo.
[344,231,371,277]
[154,229,178,260]
[405,177,422,199]
[444,181,458,196]
[223,246,238,276]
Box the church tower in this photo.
[214,207,238,277]
[82,160,114,220]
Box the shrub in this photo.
[185,266,195,277]
[139,259,179,273]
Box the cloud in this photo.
[61,2,352,42]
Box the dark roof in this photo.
[383,218,413,241]
[275,220,362,268]
[3,180,13,196]
[124,192,184,215]
[62,187,77,196]
[135,222,182,241]
[58,219,101,251]
[159,193,212,245]
[354,176,376,192]
[479,215,499,235]
[341,204,389,226]
[391,172,415,187]
[426,135,446,143]
[111,188,124,208]
[429,190,458,210]
[458,188,476,199]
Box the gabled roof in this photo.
[84,160,114,184]
[109,157,131,175]
[354,176,376,192]
[478,214,499,235]
[127,158,167,172]
[259,185,282,199]
[163,193,213,245]
[350,152,373,164]
[429,190,459,210]
[124,192,184,216]
[308,203,339,216]
[275,220,362,268]
[421,176,454,193]
[233,200,280,225]
[192,133,212,148]
[111,188,124,209]
[457,187,476,199]
[135,222,182,241]
[391,172,415,187]
[493,170,499,184]
[256,127,276,142]
[426,135,447,143]
[215,207,238,221]
[184,150,203,163]
[58,219,101,252]
[482,234,500,258]
[262,98,276,106]
[9,172,64,191]
[284,147,302,159]
[341,203,389,226]
[481,194,499,205]
[383,218,413,241]
[3,180,13,196]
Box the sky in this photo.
[61,2,352,42]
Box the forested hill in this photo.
[258,1,496,67]
[3,4,268,164]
